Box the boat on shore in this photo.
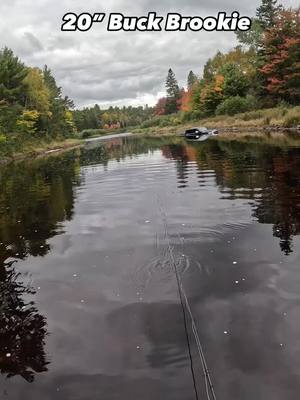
[184,127,218,141]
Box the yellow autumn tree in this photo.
[23,68,50,115]
[16,110,40,134]
[65,110,77,135]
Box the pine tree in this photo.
[43,66,74,136]
[0,47,28,105]
[166,68,179,97]
[165,68,180,114]
[236,1,282,49]
[187,71,197,88]
[256,0,282,29]
[235,19,264,50]
[0,47,28,133]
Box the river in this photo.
[0,135,300,399]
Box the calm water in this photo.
[1,136,300,399]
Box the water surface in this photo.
[1,136,300,399]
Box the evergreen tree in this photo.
[0,47,27,105]
[0,48,28,133]
[236,1,282,49]
[256,0,282,29]
[165,68,180,114]
[187,71,197,88]
[235,19,264,50]
[43,66,74,136]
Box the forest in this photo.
[0,0,299,155]
[150,1,299,126]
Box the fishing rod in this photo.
[159,204,217,400]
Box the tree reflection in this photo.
[0,151,81,261]
[161,139,300,255]
[0,258,48,382]
[0,151,82,382]
[81,136,182,165]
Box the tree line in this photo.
[0,50,153,143]
[155,0,299,118]
[73,104,153,132]
[0,0,299,145]
[0,49,76,139]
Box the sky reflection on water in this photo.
[0,136,300,399]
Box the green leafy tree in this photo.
[216,95,256,116]
[200,83,223,116]
[203,51,223,82]
[73,104,153,131]
[220,63,250,98]
[191,80,203,111]
[23,68,50,114]
[73,105,101,131]
[16,109,40,135]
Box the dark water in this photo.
[1,136,300,399]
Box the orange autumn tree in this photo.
[180,89,193,112]
[154,97,167,116]
[214,74,224,93]
[260,8,300,103]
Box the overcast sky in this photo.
[0,0,297,109]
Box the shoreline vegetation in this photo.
[0,104,300,164]
[1,0,299,160]
[0,138,82,165]
[0,122,300,167]
[131,105,300,136]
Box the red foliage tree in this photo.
[154,97,167,115]
[260,8,300,103]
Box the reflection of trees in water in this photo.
[0,151,80,261]
[0,260,48,382]
[82,137,182,166]
[161,144,190,188]
[255,153,300,255]
[0,151,82,382]
[161,140,300,255]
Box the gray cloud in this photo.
[24,32,43,51]
[0,0,298,108]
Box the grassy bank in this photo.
[215,130,300,148]
[0,136,82,164]
[131,106,300,136]
[1,106,299,163]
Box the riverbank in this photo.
[131,106,300,136]
[0,137,82,165]
[0,133,138,166]
[1,105,300,164]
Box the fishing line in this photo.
[163,221,200,400]
[158,202,217,400]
